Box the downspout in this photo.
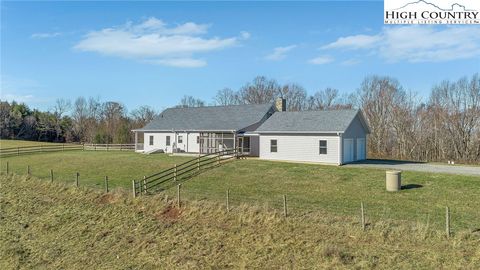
[338,132,343,166]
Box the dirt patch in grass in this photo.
[156,204,182,221]
[96,193,118,204]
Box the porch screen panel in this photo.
[199,132,235,154]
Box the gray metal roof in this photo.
[136,103,274,132]
[256,109,362,133]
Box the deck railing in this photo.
[133,148,241,196]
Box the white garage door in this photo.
[343,138,354,163]
[356,138,366,160]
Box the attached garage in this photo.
[343,138,354,163]
[256,109,370,165]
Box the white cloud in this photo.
[144,58,206,68]
[321,34,381,50]
[321,26,480,63]
[341,59,361,66]
[74,17,246,68]
[240,31,251,40]
[308,55,334,65]
[31,32,61,39]
[265,45,297,61]
[1,94,35,103]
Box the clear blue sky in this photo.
[1,1,479,111]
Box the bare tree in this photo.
[72,97,88,142]
[238,76,279,104]
[279,83,307,111]
[357,76,404,157]
[309,88,339,110]
[177,95,205,108]
[131,105,157,127]
[214,88,239,106]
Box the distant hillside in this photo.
[1,174,479,269]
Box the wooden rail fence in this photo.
[132,148,241,197]
[0,143,135,157]
[0,144,83,157]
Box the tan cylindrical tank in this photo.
[386,170,402,191]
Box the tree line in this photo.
[1,73,479,163]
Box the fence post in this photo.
[107,144,109,151]
[27,165,30,176]
[6,161,9,174]
[177,184,181,207]
[82,143,85,151]
[226,189,230,212]
[143,176,147,194]
[41,144,43,152]
[174,164,177,181]
[132,180,136,198]
[361,202,366,231]
[62,144,65,151]
[50,169,54,182]
[197,157,200,171]
[283,195,287,218]
[446,206,450,238]
[105,176,109,193]
[217,153,220,165]
[17,147,20,155]
[75,172,79,187]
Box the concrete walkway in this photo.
[345,160,480,177]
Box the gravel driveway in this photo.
[345,160,480,177]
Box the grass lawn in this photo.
[3,174,479,269]
[1,140,479,232]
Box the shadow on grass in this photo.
[401,184,423,190]
[351,159,426,165]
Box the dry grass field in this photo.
[1,174,480,269]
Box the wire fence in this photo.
[1,159,479,236]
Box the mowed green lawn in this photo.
[1,139,479,231]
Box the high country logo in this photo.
[384,0,480,24]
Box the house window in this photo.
[166,136,171,146]
[149,136,154,146]
[270,140,277,152]
[196,136,200,144]
[178,136,183,144]
[319,140,327,154]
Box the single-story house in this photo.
[132,98,370,165]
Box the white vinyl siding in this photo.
[259,134,340,164]
[143,132,200,153]
[143,132,175,153]
[187,133,200,153]
[175,132,200,153]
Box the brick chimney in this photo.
[275,97,286,112]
